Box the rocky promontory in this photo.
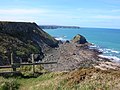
[43,34,120,71]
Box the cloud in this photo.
[76,8,120,15]
[93,15,120,19]
[0,8,47,15]
[0,7,120,28]
[0,8,51,22]
[111,9,120,13]
[0,15,38,22]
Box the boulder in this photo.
[72,34,88,44]
[65,40,70,43]
[58,40,63,44]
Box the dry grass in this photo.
[0,67,120,90]
[65,68,120,90]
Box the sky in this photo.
[0,0,120,28]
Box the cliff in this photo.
[0,21,58,65]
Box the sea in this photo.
[44,28,120,63]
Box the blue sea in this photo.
[44,28,120,62]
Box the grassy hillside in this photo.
[0,21,58,65]
[0,67,120,90]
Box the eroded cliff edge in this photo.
[0,21,58,65]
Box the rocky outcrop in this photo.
[43,39,120,71]
[72,34,88,44]
[43,41,102,71]
[0,21,58,65]
[43,34,119,71]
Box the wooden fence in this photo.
[0,53,57,74]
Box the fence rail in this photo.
[0,53,57,75]
[21,62,57,65]
[0,65,12,68]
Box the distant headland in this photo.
[39,25,80,29]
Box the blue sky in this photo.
[0,0,120,28]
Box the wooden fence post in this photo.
[11,53,13,64]
[20,58,22,64]
[32,54,35,73]
[11,53,16,72]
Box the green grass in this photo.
[18,72,66,90]
[0,68,120,90]
[0,77,20,90]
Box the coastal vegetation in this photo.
[0,67,120,90]
[0,21,58,65]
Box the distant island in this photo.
[39,25,80,29]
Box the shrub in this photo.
[0,79,20,90]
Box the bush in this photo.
[21,65,32,72]
[0,79,20,90]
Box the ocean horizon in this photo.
[44,27,120,62]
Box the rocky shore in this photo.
[43,34,120,71]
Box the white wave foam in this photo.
[89,45,97,48]
[89,45,98,49]
[90,44,120,63]
[98,48,120,54]
[55,37,67,41]
[111,50,120,54]
[98,55,120,63]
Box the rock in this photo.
[58,40,63,44]
[43,42,100,71]
[65,40,70,43]
[34,53,44,61]
[72,34,88,44]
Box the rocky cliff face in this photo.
[0,21,58,65]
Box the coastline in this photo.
[54,36,120,64]
[44,28,120,63]
[0,22,120,90]
[43,39,120,71]
[89,44,120,63]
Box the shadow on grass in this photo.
[0,72,46,79]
